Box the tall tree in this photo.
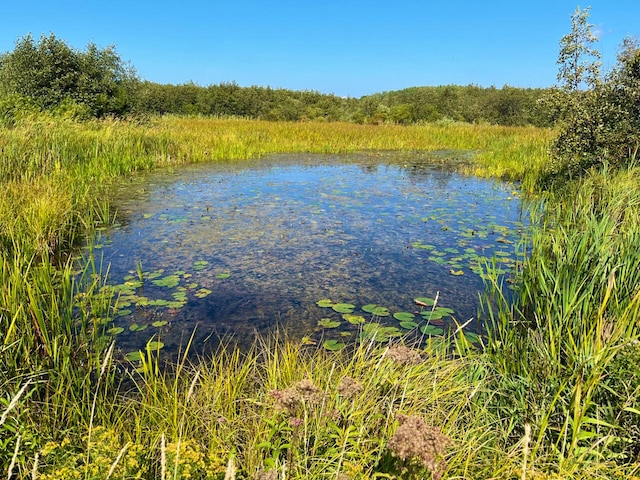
[556,6,601,91]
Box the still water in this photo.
[86,152,526,356]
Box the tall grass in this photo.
[2,115,639,478]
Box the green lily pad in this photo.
[216,273,231,279]
[152,320,168,327]
[399,321,419,330]
[420,324,444,336]
[318,318,341,328]
[195,288,212,298]
[129,323,148,332]
[420,310,445,320]
[316,299,334,308]
[152,275,180,288]
[146,341,164,351]
[360,324,402,343]
[393,312,415,322]
[116,309,132,317]
[363,305,390,316]
[343,314,366,324]
[193,260,209,271]
[414,297,436,307]
[125,351,143,362]
[107,326,124,335]
[434,307,455,315]
[323,339,346,351]
[332,303,355,314]
[361,304,379,313]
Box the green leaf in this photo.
[393,312,415,321]
[342,314,365,324]
[318,318,341,328]
[146,341,164,351]
[399,321,419,330]
[125,351,143,362]
[414,297,435,307]
[323,339,346,351]
[316,299,334,308]
[332,303,355,314]
[420,324,444,336]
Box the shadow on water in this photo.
[79,151,528,359]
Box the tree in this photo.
[556,6,601,91]
[0,33,137,116]
[541,9,640,186]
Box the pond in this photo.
[83,152,527,358]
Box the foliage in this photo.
[0,33,136,117]
[556,6,601,92]
[541,9,640,185]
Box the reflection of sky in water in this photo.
[88,154,526,354]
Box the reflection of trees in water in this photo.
[404,164,457,190]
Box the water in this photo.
[84,152,526,357]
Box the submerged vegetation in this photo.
[2,7,640,479]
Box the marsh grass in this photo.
[2,115,639,478]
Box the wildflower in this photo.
[386,345,422,365]
[387,414,451,480]
[270,379,323,414]
[337,376,363,399]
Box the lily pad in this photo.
[146,341,165,351]
[125,351,143,362]
[332,303,355,314]
[316,299,334,308]
[399,321,419,330]
[420,324,444,336]
[195,288,212,298]
[414,297,436,307]
[152,275,180,288]
[107,326,124,335]
[343,314,366,324]
[193,260,209,271]
[152,320,168,327]
[360,324,402,343]
[216,272,231,279]
[116,309,132,317]
[129,323,148,332]
[323,339,346,351]
[393,312,415,322]
[318,318,341,328]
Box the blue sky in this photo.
[1,1,638,97]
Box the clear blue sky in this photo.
[1,1,638,97]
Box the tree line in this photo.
[1,16,638,184]
[0,33,551,126]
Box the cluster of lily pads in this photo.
[97,259,232,359]
[411,221,526,283]
[310,297,477,351]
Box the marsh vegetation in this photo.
[2,7,640,479]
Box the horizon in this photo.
[1,1,638,97]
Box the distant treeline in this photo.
[133,82,551,126]
[0,33,552,126]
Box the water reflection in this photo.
[84,152,526,356]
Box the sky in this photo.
[0,1,638,98]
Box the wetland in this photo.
[85,151,528,356]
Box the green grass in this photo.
[2,115,639,478]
